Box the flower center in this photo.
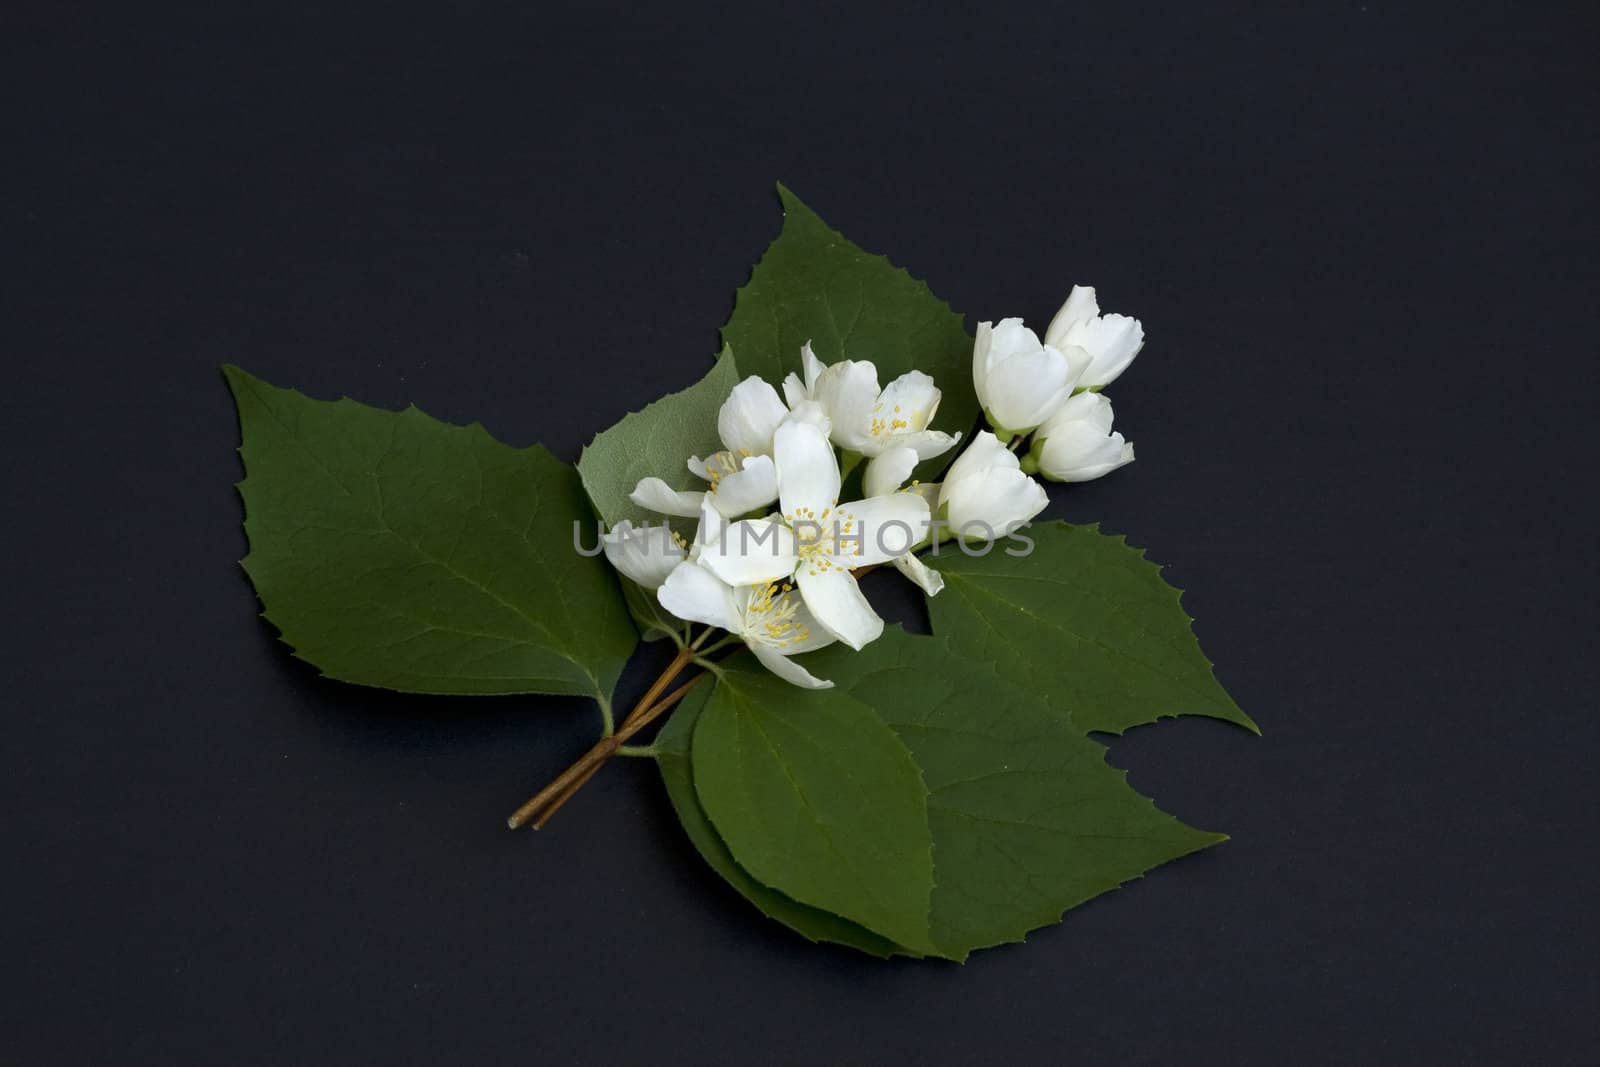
[869,402,918,438]
[783,502,861,575]
[704,450,750,491]
[746,582,812,647]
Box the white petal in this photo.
[656,561,741,632]
[875,370,941,432]
[800,341,826,392]
[629,477,707,518]
[750,642,834,689]
[1068,313,1144,388]
[783,399,834,439]
[741,583,836,654]
[718,376,789,457]
[972,321,995,409]
[940,431,1018,492]
[1039,431,1136,482]
[812,359,880,450]
[943,468,1048,538]
[796,566,883,650]
[830,492,931,567]
[889,428,961,461]
[699,519,798,586]
[601,520,686,590]
[689,497,726,559]
[773,419,841,520]
[892,552,945,596]
[989,318,1044,361]
[708,454,779,516]
[687,450,740,482]
[1043,285,1100,349]
[1038,391,1115,438]
[863,445,918,498]
[983,343,1075,432]
[781,373,809,409]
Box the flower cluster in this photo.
[602,285,1142,687]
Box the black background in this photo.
[4,2,1596,1063]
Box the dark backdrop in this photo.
[4,2,1595,1064]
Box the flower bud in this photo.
[1043,286,1144,389]
[939,432,1048,540]
[972,318,1090,434]
[1033,393,1135,483]
[600,520,686,589]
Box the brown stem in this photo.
[529,674,707,829]
[506,644,699,830]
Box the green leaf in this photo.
[722,185,978,461]
[662,629,1224,959]
[689,666,939,955]
[811,630,1225,959]
[225,365,635,701]
[576,346,739,529]
[928,522,1259,735]
[654,687,906,958]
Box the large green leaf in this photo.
[689,667,939,955]
[654,687,905,958]
[928,522,1259,736]
[815,631,1225,959]
[722,185,978,456]
[576,346,739,529]
[225,365,634,701]
[662,629,1226,959]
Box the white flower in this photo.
[1043,285,1144,389]
[972,319,1091,435]
[631,376,790,519]
[697,420,929,650]
[860,444,944,596]
[716,375,790,457]
[939,431,1048,540]
[600,520,686,590]
[1031,393,1135,483]
[657,561,836,689]
[683,452,779,516]
[784,343,961,461]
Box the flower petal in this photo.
[800,341,826,392]
[687,450,741,482]
[972,321,995,409]
[812,358,880,450]
[984,343,1075,431]
[863,445,918,498]
[876,370,940,433]
[629,477,707,518]
[699,519,798,586]
[781,372,809,409]
[1067,313,1144,388]
[831,492,931,567]
[892,552,945,596]
[718,376,789,457]
[796,566,883,650]
[689,497,726,559]
[1038,391,1115,438]
[750,642,834,689]
[1043,285,1100,349]
[942,468,1048,538]
[940,430,1018,491]
[773,419,841,520]
[657,561,741,632]
[709,454,779,516]
[890,428,961,461]
[1039,430,1135,483]
[601,520,686,590]
[784,399,834,439]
